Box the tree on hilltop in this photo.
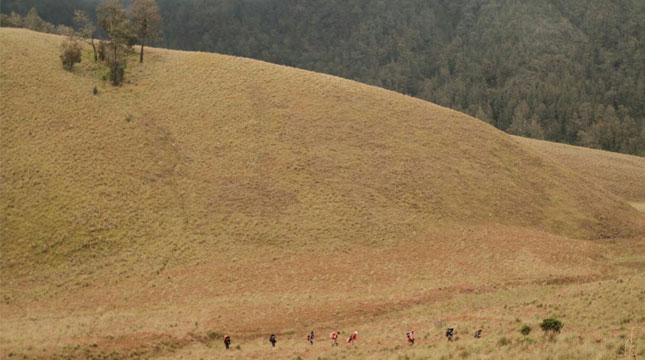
[97,0,133,51]
[129,0,162,63]
[73,10,97,61]
[97,0,134,85]
[24,8,48,32]
[0,12,23,28]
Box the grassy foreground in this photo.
[3,241,644,359]
[0,28,644,359]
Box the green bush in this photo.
[60,38,82,70]
[520,325,532,336]
[540,318,563,333]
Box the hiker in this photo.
[224,335,231,350]
[346,331,357,344]
[474,329,482,339]
[406,331,415,345]
[446,328,454,342]
[269,334,277,347]
[307,331,315,345]
[330,331,339,346]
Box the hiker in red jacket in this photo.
[347,331,357,344]
[307,331,315,345]
[406,331,415,345]
[330,331,339,346]
[224,335,231,349]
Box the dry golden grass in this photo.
[515,136,645,202]
[1,29,644,360]
[2,28,643,273]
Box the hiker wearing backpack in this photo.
[346,331,357,345]
[330,331,339,346]
[224,335,231,350]
[446,328,454,342]
[307,331,315,345]
[406,331,415,345]
[269,334,277,347]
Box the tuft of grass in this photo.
[520,325,532,336]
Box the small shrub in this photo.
[60,38,82,70]
[109,59,125,86]
[497,337,510,346]
[520,325,532,336]
[540,318,563,333]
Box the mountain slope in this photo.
[515,136,645,203]
[5,0,644,154]
[1,28,643,277]
[2,28,645,360]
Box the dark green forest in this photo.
[2,0,644,154]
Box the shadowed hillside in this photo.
[1,29,644,359]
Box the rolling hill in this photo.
[1,28,644,359]
[516,136,645,204]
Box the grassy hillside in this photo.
[6,0,645,155]
[516,136,645,204]
[1,29,644,359]
[1,28,642,273]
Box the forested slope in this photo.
[3,0,644,154]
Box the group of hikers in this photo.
[222,327,481,350]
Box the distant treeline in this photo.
[3,0,644,155]
[1,7,75,36]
